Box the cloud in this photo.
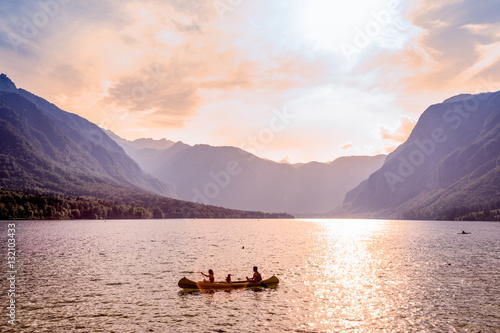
[352,0,500,131]
[382,144,402,154]
[1,0,499,163]
[103,61,201,125]
[405,0,500,88]
[0,0,338,131]
[380,116,417,142]
[340,142,353,150]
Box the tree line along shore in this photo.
[0,188,293,220]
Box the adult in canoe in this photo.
[246,266,262,282]
[200,269,214,283]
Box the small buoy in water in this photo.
[242,246,245,249]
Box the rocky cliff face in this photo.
[335,91,500,218]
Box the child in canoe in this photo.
[201,269,214,283]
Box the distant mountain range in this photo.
[106,130,386,214]
[333,91,500,220]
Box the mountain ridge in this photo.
[108,130,386,214]
[0,73,293,219]
[0,74,176,198]
[333,90,500,219]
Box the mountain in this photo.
[0,73,294,219]
[0,73,176,198]
[105,130,176,151]
[109,132,386,214]
[334,91,500,219]
[104,130,188,175]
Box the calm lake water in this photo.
[1,219,499,332]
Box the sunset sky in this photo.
[1,0,499,163]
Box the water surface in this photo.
[1,219,499,332]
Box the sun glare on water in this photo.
[299,219,393,329]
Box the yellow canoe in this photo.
[178,275,279,289]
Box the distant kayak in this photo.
[178,275,279,289]
[457,231,471,234]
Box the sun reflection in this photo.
[304,218,387,237]
[299,219,392,331]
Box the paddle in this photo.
[247,276,267,288]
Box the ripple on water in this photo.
[0,219,499,332]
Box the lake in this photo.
[1,219,499,332]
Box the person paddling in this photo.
[201,269,214,283]
[246,266,262,282]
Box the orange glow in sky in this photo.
[1,0,499,162]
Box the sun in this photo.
[296,0,394,52]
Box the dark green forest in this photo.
[0,188,293,220]
[400,199,500,221]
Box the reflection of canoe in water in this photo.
[178,275,279,289]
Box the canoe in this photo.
[178,275,279,289]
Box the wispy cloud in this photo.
[380,116,417,143]
[340,142,353,150]
[0,0,499,162]
[402,0,500,89]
